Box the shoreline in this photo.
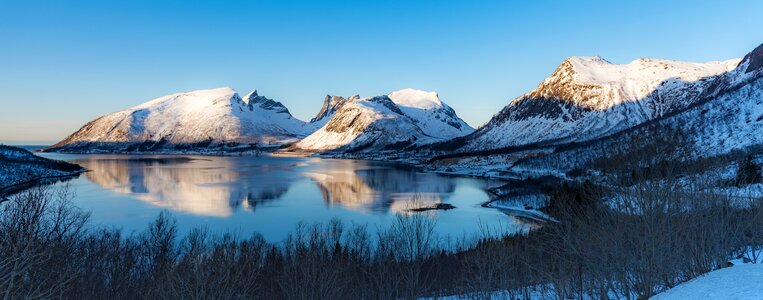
[0,170,86,198]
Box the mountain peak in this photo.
[311,94,354,123]
[295,91,472,152]
[47,87,311,152]
[463,52,744,152]
[131,87,238,110]
[350,95,405,116]
[197,86,237,98]
[242,90,291,115]
[565,55,611,66]
[740,43,763,73]
[547,55,739,89]
[388,88,443,110]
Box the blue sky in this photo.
[1,0,761,144]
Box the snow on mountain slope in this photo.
[503,44,763,177]
[655,45,763,158]
[459,56,740,151]
[46,87,314,153]
[388,88,474,139]
[295,95,428,152]
[241,90,317,136]
[294,89,473,152]
[310,94,359,127]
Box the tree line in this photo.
[1,181,761,299]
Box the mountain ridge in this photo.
[454,55,740,152]
[293,89,474,152]
[45,87,314,153]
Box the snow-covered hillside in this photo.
[458,56,740,151]
[294,89,473,152]
[46,87,315,153]
[0,145,82,194]
[456,44,763,180]
[677,45,763,158]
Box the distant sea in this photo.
[11,145,50,152]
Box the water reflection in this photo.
[303,160,456,213]
[72,156,467,217]
[73,157,292,217]
[34,154,531,241]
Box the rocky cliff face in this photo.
[310,94,359,126]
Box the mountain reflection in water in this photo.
[73,156,293,217]
[48,154,522,241]
[304,160,456,213]
[73,156,467,216]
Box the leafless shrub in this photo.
[1,184,761,299]
[0,185,89,300]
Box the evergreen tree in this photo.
[735,155,761,186]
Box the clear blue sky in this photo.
[1,0,761,144]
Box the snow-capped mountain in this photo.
[241,90,317,136]
[456,55,740,152]
[294,89,474,152]
[310,94,360,127]
[488,43,763,178]
[624,43,763,159]
[46,87,314,153]
[294,95,429,152]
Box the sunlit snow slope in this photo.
[295,89,473,152]
[47,87,314,153]
[459,56,740,151]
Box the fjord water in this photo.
[37,153,529,241]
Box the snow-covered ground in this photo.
[652,260,763,300]
[430,260,763,300]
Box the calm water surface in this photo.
[37,153,532,241]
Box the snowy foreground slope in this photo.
[434,261,763,300]
[294,89,473,152]
[45,87,315,153]
[0,145,82,194]
[652,260,763,300]
[455,55,739,152]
